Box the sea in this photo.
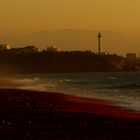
[4,72,140,112]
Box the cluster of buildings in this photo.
[0,33,139,62]
[0,33,102,55]
[0,44,59,54]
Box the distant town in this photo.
[0,33,140,73]
[0,43,139,73]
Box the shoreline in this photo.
[0,88,140,139]
[0,88,139,119]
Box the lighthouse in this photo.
[98,32,102,54]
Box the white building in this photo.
[0,44,11,51]
[46,46,59,52]
[19,46,38,53]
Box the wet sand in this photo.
[0,88,140,139]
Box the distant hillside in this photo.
[0,30,140,55]
[0,51,139,73]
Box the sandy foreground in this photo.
[0,88,140,139]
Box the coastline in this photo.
[0,88,140,139]
[1,88,139,118]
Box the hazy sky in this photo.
[0,0,140,35]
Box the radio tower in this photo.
[98,32,102,54]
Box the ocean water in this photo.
[5,72,140,112]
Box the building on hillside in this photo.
[20,46,38,53]
[46,46,59,52]
[126,53,137,61]
[0,44,11,52]
[10,46,38,54]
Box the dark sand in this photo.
[0,88,140,139]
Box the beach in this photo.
[0,88,139,139]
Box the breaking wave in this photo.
[2,72,140,112]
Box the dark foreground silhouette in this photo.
[0,51,139,73]
[0,89,140,139]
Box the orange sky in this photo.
[0,0,140,35]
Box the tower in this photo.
[98,32,102,54]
